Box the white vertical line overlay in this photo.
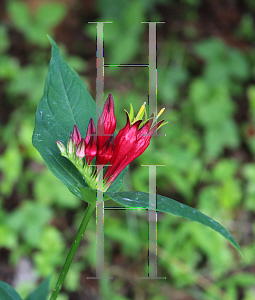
[87,21,166,281]
[87,166,113,279]
[142,21,165,136]
[87,21,112,280]
[140,164,166,279]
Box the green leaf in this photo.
[36,3,67,28]
[32,37,100,198]
[7,1,30,31]
[79,187,97,204]
[105,191,242,255]
[0,281,22,300]
[26,276,50,300]
[0,26,10,54]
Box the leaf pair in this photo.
[0,277,50,300]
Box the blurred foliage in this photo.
[1,0,255,299]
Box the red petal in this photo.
[85,135,97,164]
[96,135,114,166]
[104,116,143,181]
[85,118,96,145]
[73,125,81,145]
[76,138,86,159]
[148,119,165,136]
[97,94,116,150]
[105,136,151,186]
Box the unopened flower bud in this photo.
[73,125,81,146]
[76,138,86,159]
[85,118,96,144]
[85,118,97,164]
[67,132,75,154]
[56,140,67,156]
[97,94,116,150]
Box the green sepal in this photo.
[124,103,134,124]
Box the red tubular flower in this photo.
[56,94,166,191]
[104,113,165,188]
[96,135,114,166]
[84,118,97,164]
[97,93,116,151]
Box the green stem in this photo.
[50,202,96,300]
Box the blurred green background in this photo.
[1,0,255,299]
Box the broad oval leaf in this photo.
[105,191,242,254]
[32,37,128,198]
[32,37,100,198]
[0,281,22,300]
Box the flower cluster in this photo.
[56,94,166,191]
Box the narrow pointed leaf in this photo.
[26,276,50,300]
[105,191,242,254]
[32,37,100,198]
